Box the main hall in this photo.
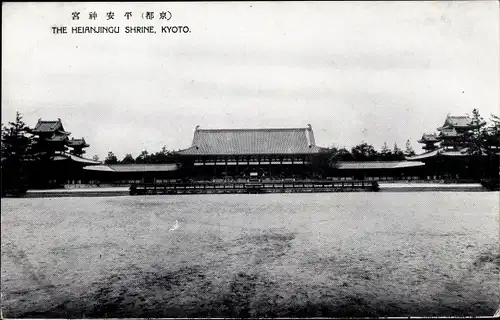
[173,124,325,180]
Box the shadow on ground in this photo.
[9,250,500,318]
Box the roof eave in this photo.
[174,150,324,156]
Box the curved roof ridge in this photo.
[197,127,312,132]
[176,126,323,155]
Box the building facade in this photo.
[28,119,100,187]
[31,119,72,153]
[172,125,327,180]
[409,114,498,180]
[84,125,429,184]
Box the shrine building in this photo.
[29,119,100,187]
[173,125,327,180]
[407,114,496,180]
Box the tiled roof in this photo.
[46,133,70,142]
[438,128,460,138]
[417,133,439,143]
[406,147,489,161]
[438,115,473,130]
[84,164,179,172]
[175,126,324,155]
[52,152,101,164]
[440,150,469,157]
[68,138,89,147]
[337,161,425,170]
[405,149,440,161]
[52,155,69,161]
[447,116,472,127]
[32,119,70,134]
[68,154,101,164]
[441,147,489,157]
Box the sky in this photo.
[2,1,499,160]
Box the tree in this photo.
[392,142,404,160]
[465,109,489,155]
[161,145,170,155]
[1,112,33,194]
[1,112,32,160]
[380,142,392,160]
[135,150,150,164]
[485,114,500,150]
[351,142,378,161]
[404,139,415,157]
[310,147,339,177]
[336,147,354,161]
[121,153,135,164]
[481,113,500,184]
[104,151,118,164]
[92,155,100,162]
[156,145,173,163]
[148,146,172,164]
[470,108,487,139]
[490,113,500,130]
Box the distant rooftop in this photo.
[438,128,460,138]
[337,161,425,170]
[418,133,439,143]
[52,152,101,165]
[84,164,179,173]
[175,125,325,156]
[406,147,490,161]
[32,119,70,135]
[438,115,473,130]
[68,137,89,148]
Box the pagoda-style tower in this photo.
[68,137,89,156]
[417,133,439,151]
[436,115,476,150]
[437,128,463,149]
[30,118,71,153]
[437,115,477,133]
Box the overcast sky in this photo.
[2,1,499,159]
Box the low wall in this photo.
[16,181,491,198]
[379,182,486,192]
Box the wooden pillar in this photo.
[236,158,240,178]
[213,157,216,177]
[246,156,249,177]
[268,156,272,178]
[225,156,228,179]
[200,158,205,178]
[280,156,283,177]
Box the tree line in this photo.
[102,140,414,165]
[103,146,176,165]
[1,112,69,194]
[2,109,499,194]
[85,109,500,165]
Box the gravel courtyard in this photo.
[1,192,499,317]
